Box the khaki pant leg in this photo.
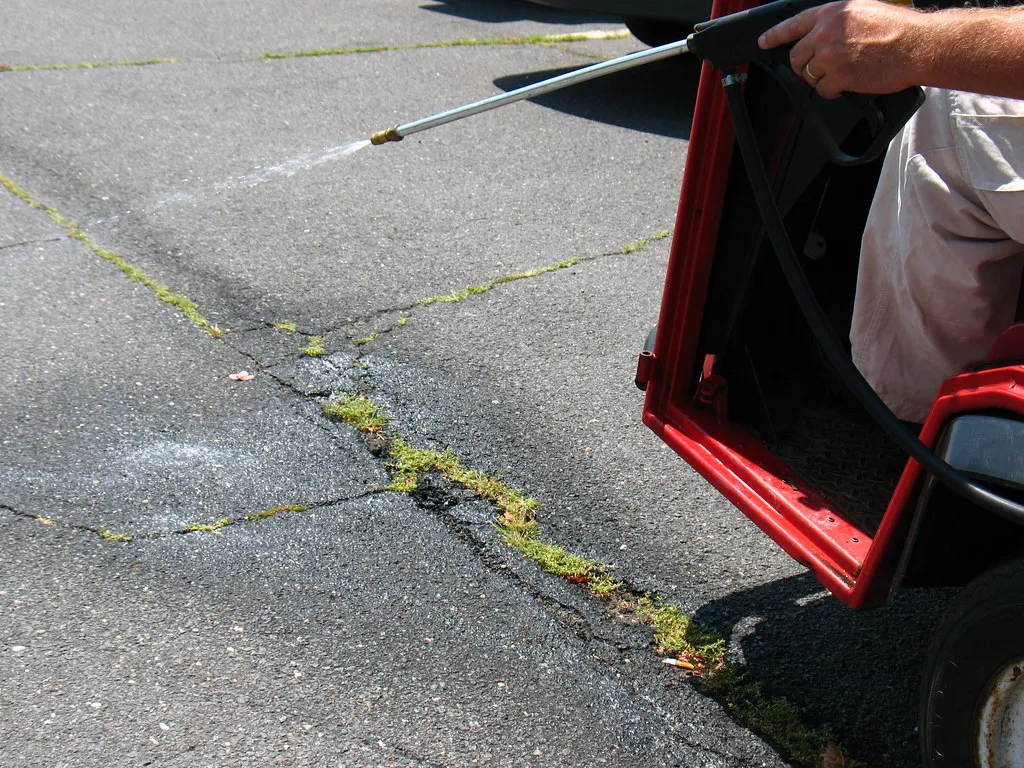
[850,88,1024,423]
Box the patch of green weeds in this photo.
[300,336,326,357]
[263,31,629,60]
[622,595,858,766]
[621,229,671,254]
[355,330,379,346]
[322,393,389,434]
[98,527,133,542]
[397,315,410,328]
[184,518,231,532]
[0,174,221,336]
[635,596,726,672]
[702,664,857,767]
[590,573,624,598]
[246,504,310,522]
[271,321,297,332]
[384,438,617,585]
[326,392,858,768]
[418,257,578,306]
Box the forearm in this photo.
[759,0,1024,99]
[903,7,1024,99]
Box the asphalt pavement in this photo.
[2,2,948,766]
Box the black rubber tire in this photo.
[920,556,1024,766]
[622,16,692,47]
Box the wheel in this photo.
[622,16,692,47]
[920,556,1024,767]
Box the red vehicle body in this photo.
[638,0,1024,763]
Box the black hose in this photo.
[721,74,1024,527]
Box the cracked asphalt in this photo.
[2,1,949,766]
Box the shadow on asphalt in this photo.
[694,572,955,767]
[494,56,699,140]
[420,0,618,25]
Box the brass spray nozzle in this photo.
[369,126,404,145]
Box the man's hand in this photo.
[758,0,922,98]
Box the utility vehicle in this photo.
[527,0,707,44]
[636,0,1024,764]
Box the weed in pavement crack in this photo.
[319,388,862,768]
[0,174,222,336]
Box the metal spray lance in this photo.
[367,0,841,147]
[368,36,691,146]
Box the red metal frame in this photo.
[641,0,1024,609]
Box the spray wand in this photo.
[368,0,921,166]
[369,35,690,145]
[370,0,832,147]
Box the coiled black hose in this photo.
[721,73,1024,526]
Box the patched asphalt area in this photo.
[0,203,383,537]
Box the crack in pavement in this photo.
[0,488,385,542]
[287,230,672,345]
[2,30,630,74]
[0,235,66,252]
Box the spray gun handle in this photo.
[687,0,924,166]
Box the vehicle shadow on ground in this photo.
[421,0,618,25]
[693,573,955,767]
[494,56,700,140]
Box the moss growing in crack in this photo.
[0,174,220,336]
[184,518,231,532]
[323,393,389,434]
[635,596,726,672]
[622,229,671,254]
[271,321,297,332]
[246,504,310,521]
[263,31,629,60]
[384,439,616,584]
[328,394,859,767]
[417,257,579,306]
[98,527,133,542]
[300,336,326,357]
[590,573,624,598]
[703,664,853,767]
[621,595,856,767]
[355,330,379,346]
[397,315,410,328]
[7,58,179,72]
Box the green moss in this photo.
[590,573,624,598]
[6,58,178,72]
[98,527,133,542]
[300,335,326,357]
[323,392,859,768]
[703,664,856,767]
[184,518,231,532]
[246,504,310,521]
[621,229,671,254]
[263,31,629,60]
[418,257,578,306]
[635,596,726,671]
[355,330,379,346]
[322,393,389,433]
[271,321,297,332]
[384,438,614,584]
